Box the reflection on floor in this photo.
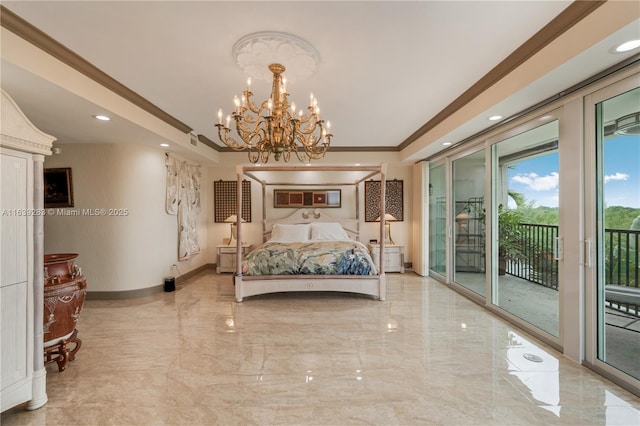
[2,271,639,425]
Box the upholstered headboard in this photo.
[263,208,359,242]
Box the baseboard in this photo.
[86,263,215,300]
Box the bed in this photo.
[232,164,389,302]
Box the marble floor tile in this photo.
[2,271,639,425]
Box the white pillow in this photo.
[310,222,350,241]
[270,223,310,242]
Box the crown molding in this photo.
[398,0,606,150]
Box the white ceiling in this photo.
[1,1,639,164]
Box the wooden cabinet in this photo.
[217,244,253,273]
[1,89,55,412]
[368,244,405,273]
[1,148,34,412]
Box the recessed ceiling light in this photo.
[615,39,640,53]
[442,142,452,146]
[94,114,110,121]
[488,115,502,121]
[160,143,170,147]
[354,163,361,166]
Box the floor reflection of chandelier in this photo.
[216,63,332,163]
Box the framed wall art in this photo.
[274,189,341,208]
[214,180,251,222]
[44,167,74,208]
[364,179,403,222]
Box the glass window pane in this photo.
[596,87,640,380]
[453,149,486,295]
[492,120,559,337]
[429,163,446,276]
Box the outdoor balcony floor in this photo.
[454,271,639,379]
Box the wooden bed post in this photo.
[354,182,360,238]
[236,164,243,277]
[261,180,267,243]
[380,163,387,275]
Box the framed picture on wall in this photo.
[44,167,74,208]
[274,189,341,208]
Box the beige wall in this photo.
[44,143,209,293]
[207,157,415,266]
[42,142,414,294]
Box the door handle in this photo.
[554,237,563,261]
[584,238,592,267]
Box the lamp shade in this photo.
[224,215,245,223]
[375,213,397,222]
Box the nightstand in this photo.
[368,244,405,273]
[216,244,253,273]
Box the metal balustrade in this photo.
[604,228,640,316]
[505,224,639,316]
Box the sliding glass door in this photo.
[423,67,639,393]
[452,148,486,296]
[429,162,447,278]
[490,118,560,337]
[589,82,640,382]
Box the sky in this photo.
[507,135,640,209]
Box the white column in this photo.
[26,154,47,410]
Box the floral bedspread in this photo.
[243,241,377,275]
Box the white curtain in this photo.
[166,154,201,260]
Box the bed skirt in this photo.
[234,274,386,302]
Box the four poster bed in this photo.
[232,163,390,302]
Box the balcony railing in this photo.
[506,223,559,289]
[506,224,639,316]
[604,228,639,316]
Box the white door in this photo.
[1,148,34,412]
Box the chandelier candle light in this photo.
[216,63,332,163]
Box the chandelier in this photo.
[216,63,332,163]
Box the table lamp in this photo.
[375,213,397,245]
[224,215,245,246]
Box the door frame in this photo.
[485,109,564,349]
[583,72,640,393]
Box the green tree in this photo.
[605,206,640,229]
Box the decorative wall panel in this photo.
[364,180,403,222]
[214,180,251,222]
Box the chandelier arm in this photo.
[298,131,329,159]
[218,124,252,151]
[301,135,327,153]
[303,144,328,160]
[260,149,270,163]
[296,113,314,125]
[293,148,310,163]
[296,121,325,146]
[235,115,269,148]
[244,91,262,115]
[248,149,260,163]
[296,121,323,137]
